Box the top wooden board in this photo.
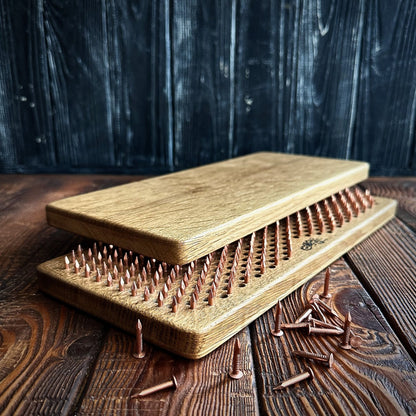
[46,152,369,264]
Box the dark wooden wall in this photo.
[1,1,415,175]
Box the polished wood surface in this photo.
[0,175,415,415]
[45,153,369,264]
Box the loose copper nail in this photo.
[307,325,343,336]
[320,268,332,299]
[229,339,243,379]
[295,307,313,323]
[310,302,327,323]
[131,281,138,296]
[271,300,283,336]
[132,375,178,398]
[308,317,343,331]
[281,322,310,330]
[310,295,337,317]
[132,319,145,358]
[64,256,70,270]
[273,367,314,391]
[293,350,334,367]
[340,311,352,349]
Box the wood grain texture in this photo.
[252,259,416,415]
[78,328,259,415]
[346,218,416,361]
[363,178,416,232]
[45,152,369,264]
[0,175,139,416]
[1,2,416,175]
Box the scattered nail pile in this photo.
[270,266,358,390]
[131,266,360,396]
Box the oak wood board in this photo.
[38,196,396,359]
[45,152,369,265]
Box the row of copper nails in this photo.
[64,188,373,314]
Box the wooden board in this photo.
[37,193,396,359]
[45,152,369,265]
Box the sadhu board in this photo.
[37,152,396,358]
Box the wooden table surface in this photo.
[1,175,416,416]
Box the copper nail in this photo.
[132,375,178,398]
[274,220,280,265]
[125,270,131,284]
[271,300,283,337]
[143,286,150,301]
[107,272,113,287]
[190,293,196,310]
[229,339,243,379]
[307,325,343,336]
[295,307,313,323]
[132,319,145,358]
[208,289,214,306]
[320,268,332,299]
[308,317,343,331]
[74,259,80,274]
[85,263,90,278]
[340,311,352,349]
[157,292,164,307]
[172,296,178,313]
[119,277,125,291]
[281,322,310,330]
[293,350,334,368]
[273,367,314,391]
[131,281,138,296]
[96,269,102,282]
[64,256,70,270]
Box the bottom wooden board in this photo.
[37,193,396,359]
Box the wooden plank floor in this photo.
[1,175,415,415]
